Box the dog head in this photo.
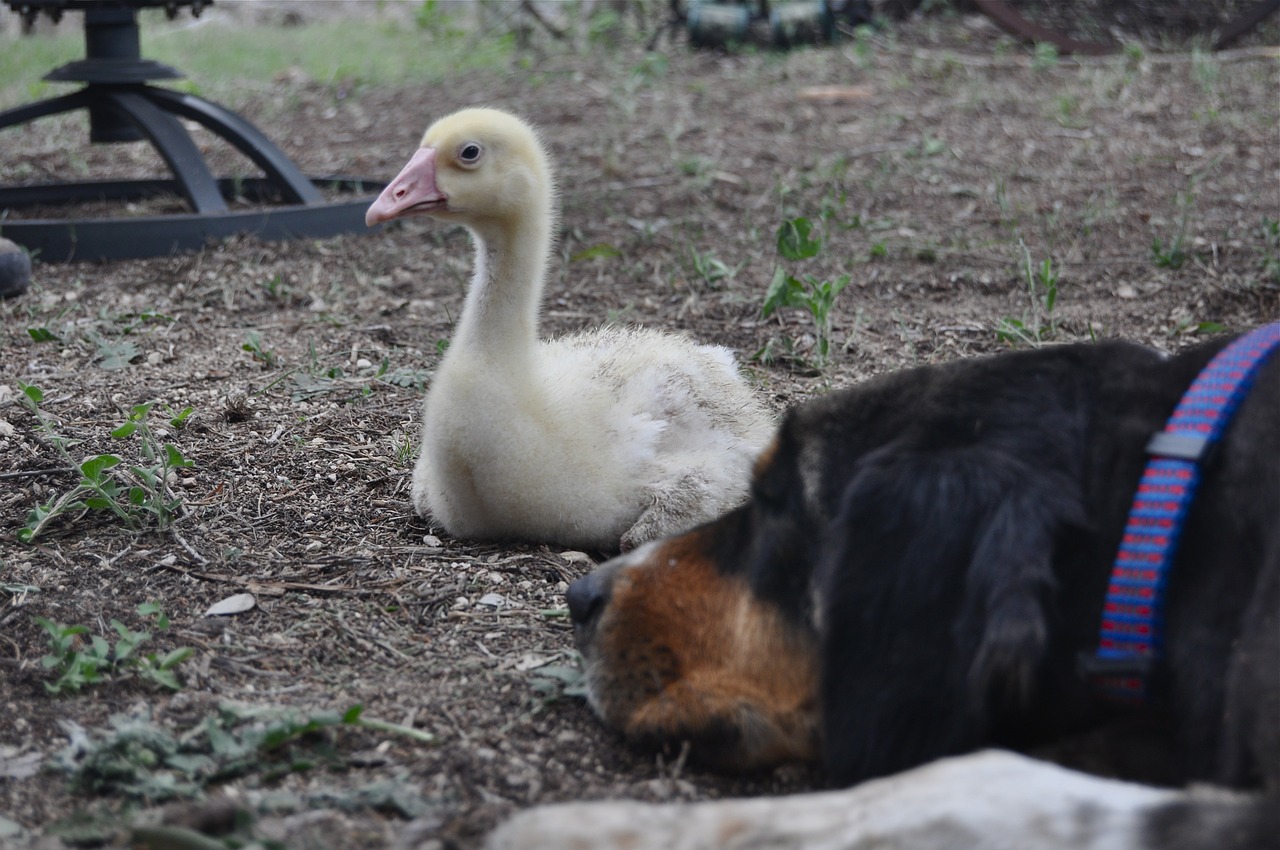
[565,416,829,771]
[569,350,1103,781]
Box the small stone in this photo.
[0,238,32,299]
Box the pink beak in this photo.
[366,146,447,226]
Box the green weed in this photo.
[261,272,293,302]
[110,402,195,530]
[1032,41,1060,71]
[996,243,1061,346]
[57,702,433,802]
[688,247,739,289]
[850,24,876,70]
[285,355,428,404]
[1151,187,1195,270]
[528,662,588,709]
[389,430,416,467]
[37,602,192,694]
[241,331,280,368]
[1260,217,1280,284]
[760,217,851,370]
[18,391,194,542]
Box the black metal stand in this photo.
[0,1,383,262]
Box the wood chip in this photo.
[204,593,257,617]
[797,85,874,103]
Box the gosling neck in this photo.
[449,211,552,371]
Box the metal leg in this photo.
[0,89,93,131]
[102,88,227,213]
[146,87,323,204]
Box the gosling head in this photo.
[366,107,553,233]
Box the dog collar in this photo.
[1081,322,1280,703]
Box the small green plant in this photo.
[57,702,433,802]
[414,0,465,39]
[20,455,131,542]
[18,394,194,542]
[27,326,59,342]
[1189,48,1221,119]
[110,402,195,530]
[611,52,668,119]
[241,331,279,368]
[689,247,738,288]
[284,353,429,403]
[569,243,622,264]
[389,430,416,466]
[908,134,947,159]
[89,331,140,371]
[1152,181,1204,270]
[1260,217,1280,284]
[527,660,588,709]
[261,272,293,301]
[16,381,77,459]
[851,24,876,69]
[37,602,192,694]
[996,243,1061,346]
[1032,40,1060,71]
[760,217,851,370]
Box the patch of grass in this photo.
[1260,217,1280,284]
[1152,165,1218,271]
[261,272,294,302]
[908,134,947,159]
[37,602,191,694]
[18,389,194,542]
[1151,189,1193,270]
[1,12,513,109]
[850,23,877,70]
[241,330,279,369]
[527,659,588,709]
[282,352,428,404]
[688,247,739,289]
[389,430,416,467]
[1190,48,1222,120]
[56,702,433,802]
[611,53,669,119]
[1032,41,1060,71]
[996,243,1061,346]
[1169,319,1227,338]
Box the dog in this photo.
[552,334,1278,846]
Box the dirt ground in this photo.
[1,5,1278,849]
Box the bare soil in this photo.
[1,8,1277,849]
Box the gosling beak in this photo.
[366,146,447,226]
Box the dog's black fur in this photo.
[750,337,1280,788]
[567,333,1278,849]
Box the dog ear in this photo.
[816,442,1083,786]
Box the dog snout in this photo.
[566,572,606,628]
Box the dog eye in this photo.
[458,143,483,164]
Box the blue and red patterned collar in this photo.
[1081,322,1280,703]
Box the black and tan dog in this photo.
[566,334,1279,797]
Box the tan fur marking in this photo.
[586,526,819,769]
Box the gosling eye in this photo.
[458,142,483,165]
